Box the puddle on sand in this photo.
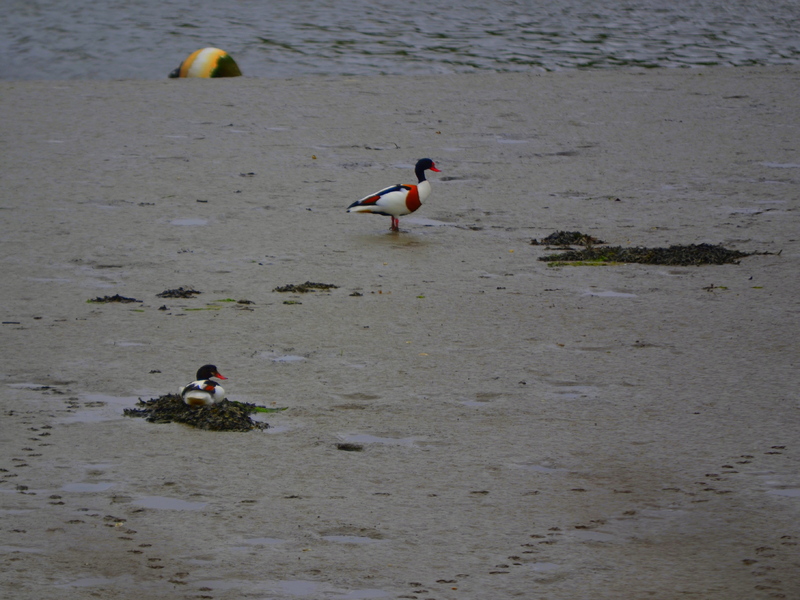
[529,562,560,572]
[551,385,599,399]
[259,351,308,363]
[8,382,64,390]
[402,217,450,227]
[242,405,290,432]
[271,355,307,363]
[767,488,800,498]
[639,508,687,519]
[322,535,385,544]
[496,137,532,144]
[131,496,207,510]
[230,538,286,554]
[725,206,764,214]
[192,579,261,591]
[337,590,390,599]
[277,580,320,596]
[275,580,389,598]
[458,393,502,407]
[573,530,617,542]
[27,277,72,283]
[582,289,637,298]
[263,423,292,434]
[511,463,569,474]
[761,162,800,169]
[171,218,208,226]
[242,537,285,545]
[0,545,43,554]
[191,579,388,598]
[62,482,115,493]
[339,434,418,447]
[56,577,116,588]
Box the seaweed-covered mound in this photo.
[88,294,142,303]
[273,281,339,293]
[531,231,606,246]
[157,287,201,298]
[124,394,270,431]
[539,243,751,266]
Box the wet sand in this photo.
[1,66,799,599]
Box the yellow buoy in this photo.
[168,48,242,78]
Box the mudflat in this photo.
[1,66,798,599]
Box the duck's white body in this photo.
[179,365,227,406]
[349,180,431,217]
[347,159,440,231]
[179,380,226,406]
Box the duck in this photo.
[347,158,440,231]
[179,365,227,406]
[168,48,242,78]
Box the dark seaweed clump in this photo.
[540,243,752,266]
[124,394,268,432]
[273,281,339,293]
[336,443,364,452]
[531,231,606,246]
[88,294,141,303]
[157,287,201,298]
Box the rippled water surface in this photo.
[2,0,798,80]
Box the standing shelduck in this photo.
[347,158,441,231]
[179,365,227,406]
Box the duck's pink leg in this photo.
[390,216,400,231]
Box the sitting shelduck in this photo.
[347,158,440,231]
[179,365,227,406]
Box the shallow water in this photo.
[2,0,798,81]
